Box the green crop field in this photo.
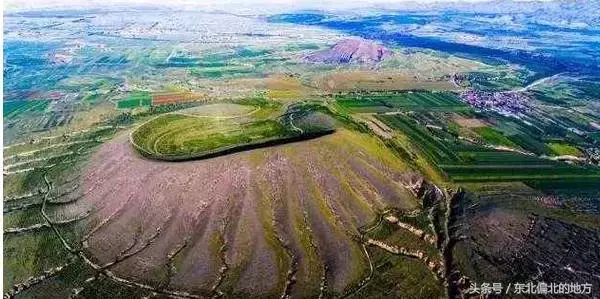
[441,165,600,182]
[507,134,552,155]
[452,147,556,165]
[3,100,50,119]
[336,91,469,113]
[116,91,152,109]
[374,114,600,183]
[376,114,460,164]
[474,127,518,147]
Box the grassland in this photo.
[130,103,334,161]
[3,125,121,296]
[132,114,288,158]
[349,213,445,299]
[547,142,583,157]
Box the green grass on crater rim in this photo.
[130,104,335,161]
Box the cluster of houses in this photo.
[461,89,529,116]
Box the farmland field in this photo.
[336,91,469,113]
[375,113,600,183]
[116,92,152,109]
[189,64,256,79]
[473,127,518,148]
[3,100,50,119]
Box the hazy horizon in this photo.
[4,0,559,13]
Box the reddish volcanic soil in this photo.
[305,39,392,65]
[79,129,418,297]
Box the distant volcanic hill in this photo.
[305,39,392,64]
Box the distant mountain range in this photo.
[269,1,600,78]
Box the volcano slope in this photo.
[79,127,420,298]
